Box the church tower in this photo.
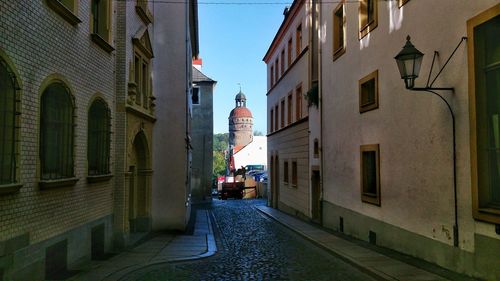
[228,90,253,147]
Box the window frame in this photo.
[270,64,275,86]
[39,81,77,185]
[270,108,274,133]
[280,99,285,129]
[281,49,285,76]
[287,38,293,67]
[274,105,279,131]
[359,70,379,113]
[333,1,346,61]
[296,23,302,57]
[398,0,410,8]
[90,0,114,52]
[0,55,22,192]
[192,87,200,105]
[87,98,112,179]
[360,144,381,206]
[275,58,279,82]
[291,160,297,187]
[468,4,500,224]
[287,92,293,125]
[46,0,82,26]
[283,160,289,184]
[296,83,303,121]
[359,0,378,39]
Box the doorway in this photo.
[311,170,321,223]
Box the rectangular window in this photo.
[275,58,279,82]
[296,84,302,121]
[296,24,302,57]
[281,50,285,75]
[270,109,274,132]
[142,61,149,108]
[287,38,293,67]
[359,0,378,39]
[360,144,380,206]
[91,0,110,41]
[292,161,297,186]
[333,2,346,60]
[134,55,142,106]
[280,99,285,129]
[192,87,200,105]
[359,70,379,113]
[274,105,279,131]
[0,59,18,185]
[468,9,500,223]
[284,161,289,184]
[287,93,293,125]
[270,65,274,86]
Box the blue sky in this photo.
[198,1,290,134]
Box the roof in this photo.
[229,107,253,118]
[192,66,216,83]
[235,91,246,101]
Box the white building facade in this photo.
[319,1,499,279]
[264,0,322,222]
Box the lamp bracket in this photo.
[427,37,467,88]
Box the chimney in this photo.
[193,58,203,71]
[283,6,289,17]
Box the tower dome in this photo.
[228,90,253,147]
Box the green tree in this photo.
[213,133,229,177]
[253,130,264,136]
[213,151,226,177]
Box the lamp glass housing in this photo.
[395,36,424,89]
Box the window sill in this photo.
[362,194,380,206]
[0,183,23,195]
[136,5,154,25]
[39,177,79,189]
[46,0,81,26]
[333,47,346,62]
[359,20,378,40]
[474,208,500,224]
[87,174,113,183]
[91,33,115,53]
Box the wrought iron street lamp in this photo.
[394,36,423,89]
[394,35,467,248]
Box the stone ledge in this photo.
[0,183,23,195]
[39,177,79,189]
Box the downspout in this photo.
[185,0,191,212]
[318,0,324,226]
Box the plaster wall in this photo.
[152,1,191,231]
[191,82,214,201]
[319,0,499,278]
[268,121,310,217]
[234,136,267,169]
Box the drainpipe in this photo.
[318,0,324,226]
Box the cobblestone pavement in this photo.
[124,199,376,281]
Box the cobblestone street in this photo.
[123,199,375,281]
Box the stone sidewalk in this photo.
[255,205,465,281]
[68,209,216,281]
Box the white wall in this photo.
[320,0,499,252]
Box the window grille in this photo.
[0,58,18,185]
[88,99,111,175]
[40,83,74,180]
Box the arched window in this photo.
[40,82,74,180]
[0,58,18,185]
[88,99,111,175]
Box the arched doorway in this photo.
[129,131,152,233]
